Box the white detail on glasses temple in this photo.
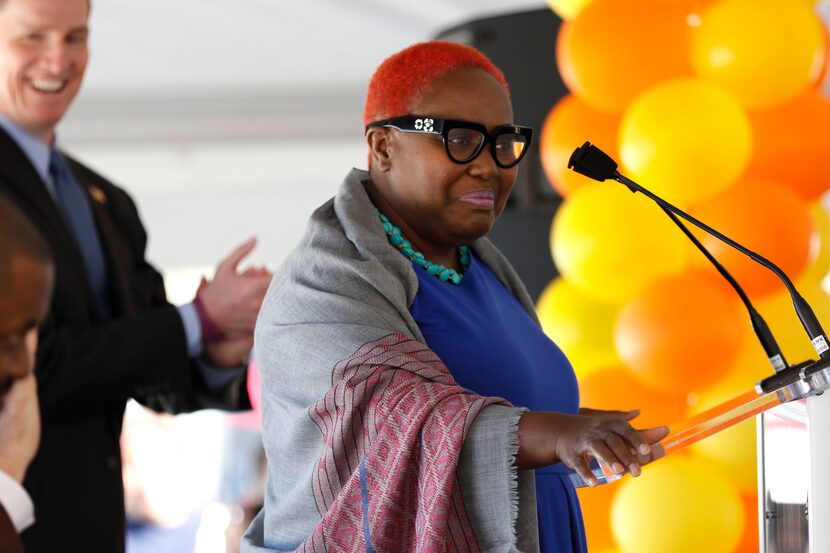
[414,118,434,133]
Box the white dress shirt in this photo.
[0,469,33,531]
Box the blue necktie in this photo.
[49,148,111,319]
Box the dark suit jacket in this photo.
[0,128,250,552]
[0,504,22,553]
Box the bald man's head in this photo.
[0,196,52,290]
[0,196,53,391]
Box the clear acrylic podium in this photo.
[758,392,830,553]
[758,399,809,552]
[658,361,830,553]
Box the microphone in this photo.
[567,142,830,372]
[659,207,788,372]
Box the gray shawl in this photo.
[242,168,540,552]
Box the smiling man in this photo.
[0,196,53,553]
[0,0,87,144]
[0,0,273,551]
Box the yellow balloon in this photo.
[691,0,825,109]
[758,278,830,364]
[536,278,621,378]
[619,78,753,206]
[681,336,768,495]
[688,382,758,494]
[550,184,688,303]
[547,0,596,19]
[611,456,744,553]
[803,201,830,283]
[690,421,757,493]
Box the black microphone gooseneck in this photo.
[568,142,829,371]
[658,206,788,372]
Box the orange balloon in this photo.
[614,273,747,393]
[690,178,813,298]
[576,479,623,551]
[540,95,620,197]
[556,0,691,112]
[694,331,773,401]
[684,335,771,496]
[737,493,761,552]
[748,90,830,201]
[579,367,689,427]
[651,0,716,8]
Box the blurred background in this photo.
[58,1,830,552]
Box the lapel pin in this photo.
[88,185,107,204]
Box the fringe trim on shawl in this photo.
[507,408,527,546]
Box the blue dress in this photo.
[410,251,588,553]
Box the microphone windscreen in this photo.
[568,142,618,182]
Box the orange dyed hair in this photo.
[363,41,510,127]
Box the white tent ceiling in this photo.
[82,0,547,93]
[65,1,549,145]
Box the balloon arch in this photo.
[537,0,830,551]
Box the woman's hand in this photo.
[516,411,669,486]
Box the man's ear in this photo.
[366,128,392,172]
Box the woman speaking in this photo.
[244,41,668,553]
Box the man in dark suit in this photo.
[0,197,55,553]
[0,0,273,550]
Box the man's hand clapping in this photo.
[196,238,273,367]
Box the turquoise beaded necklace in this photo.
[377,212,470,285]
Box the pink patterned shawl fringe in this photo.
[295,333,506,553]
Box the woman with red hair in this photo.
[244,41,668,553]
